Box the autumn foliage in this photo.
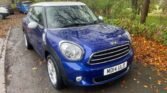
[0,12,24,37]
[133,36,167,71]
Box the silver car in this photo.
[0,4,10,19]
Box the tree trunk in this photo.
[140,0,150,24]
[131,0,138,20]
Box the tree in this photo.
[140,0,150,24]
[131,0,138,19]
[160,0,167,13]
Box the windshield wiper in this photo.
[62,20,100,28]
[62,23,88,27]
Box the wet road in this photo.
[6,27,167,93]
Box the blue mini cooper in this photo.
[22,2,134,90]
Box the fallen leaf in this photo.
[144,85,148,88]
[149,77,152,80]
[32,67,38,71]
[137,81,140,84]
[157,80,161,85]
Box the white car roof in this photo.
[31,2,86,7]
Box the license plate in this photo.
[104,62,127,76]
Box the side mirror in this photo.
[28,21,38,29]
[98,16,104,22]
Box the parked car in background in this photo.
[0,4,10,19]
[22,2,134,90]
[16,1,32,14]
[0,4,14,15]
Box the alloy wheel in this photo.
[47,59,57,85]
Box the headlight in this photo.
[0,7,8,13]
[59,41,84,61]
[124,31,132,42]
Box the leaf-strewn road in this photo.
[5,27,167,93]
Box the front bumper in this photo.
[0,13,9,17]
[61,50,134,86]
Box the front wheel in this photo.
[47,55,64,90]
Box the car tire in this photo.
[10,12,14,15]
[47,55,64,90]
[11,11,15,15]
[19,10,22,13]
[23,33,32,49]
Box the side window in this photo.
[29,7,44,26]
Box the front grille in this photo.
[89,42,130,65]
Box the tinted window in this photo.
[29,7,44,26]
[46,5,98,28]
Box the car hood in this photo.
[47,24,129,52]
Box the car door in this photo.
[28,6,45,57]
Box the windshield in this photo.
[22,2,32,6]
[46,5,99,28]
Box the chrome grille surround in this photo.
[88,42,130,65]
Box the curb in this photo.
[0,27,11,93]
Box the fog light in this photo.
[76,76,82,82]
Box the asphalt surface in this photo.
[6,27,167,93]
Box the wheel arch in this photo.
[44,45,68,86]
[44,50,50,60]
